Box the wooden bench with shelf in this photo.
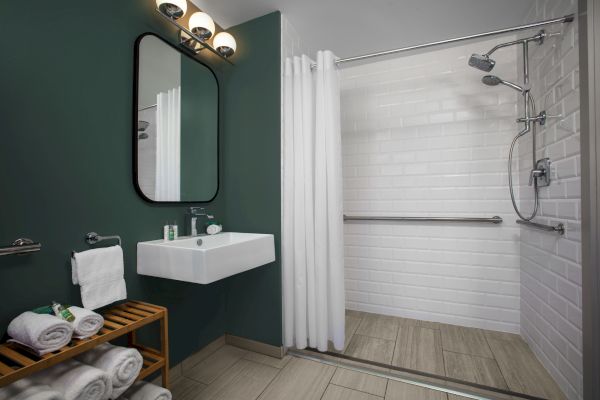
[0,300,169,389]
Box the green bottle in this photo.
[52,301,75,322]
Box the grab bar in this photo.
[343,215,503,224]
[0,238,42,256]
[516,219,565,235]
[85,232,122,246]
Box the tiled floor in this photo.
[337,310,566,400]
[169,310,567,400]
[171,343,473,400]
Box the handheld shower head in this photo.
[468,54,496,72]
[482,75,525,93]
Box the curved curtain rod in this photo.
[309,14,574,69]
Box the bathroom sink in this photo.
[137,232,275,284]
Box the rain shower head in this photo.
[468,53,495,72]
[482,75,525,93]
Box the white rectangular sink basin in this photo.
[137,232,275,284]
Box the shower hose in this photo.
[508,92,539,221]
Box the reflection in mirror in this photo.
[135,34,218,202]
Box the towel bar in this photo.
[85,232,122,246]
[0,238,41,256]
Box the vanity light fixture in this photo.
[154,0,236,64]
[189,12,215,41]
[156,0,187,19]
[213,32,237,58]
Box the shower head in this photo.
[482,75,525,93]
[468,54,496,72]
[138,132,149,140]
[138,120,150,131]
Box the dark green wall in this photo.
[0,1,281,365]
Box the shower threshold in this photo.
[289,348,544,400]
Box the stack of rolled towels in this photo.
[0,344,165,400]
[7,306,105,354]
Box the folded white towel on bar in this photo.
[0,378,65,400]
[77,343,143,399]
[71,245,127,310]
[7,311,73,355]
[32,359,112,400]
[69,306,104,339]
[119,382,171,400]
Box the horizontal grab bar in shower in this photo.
[0,238,42,256]
[343,215,503,224]
[516,219,565,234]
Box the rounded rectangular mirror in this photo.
[134,33,219,203]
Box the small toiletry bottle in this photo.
[163,223,169,241]
[173,223,178,239]
[206,221,222,235]
[51,301,75,322]
[168,224,175,241]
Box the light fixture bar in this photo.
[155,8,234,65]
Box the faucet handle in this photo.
[189,207,205,215]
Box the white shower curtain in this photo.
[155,87,181,201]
[282,51,345,352]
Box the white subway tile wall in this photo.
[519,1,582,399]
[340,37,523,333]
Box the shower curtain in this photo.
[155,87,181,201]
[282,51,345,352]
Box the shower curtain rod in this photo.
[310,13,574,69]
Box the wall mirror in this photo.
[134,33,219,203]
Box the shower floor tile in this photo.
[341,309,567,400]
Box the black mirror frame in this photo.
[133,32,220,204]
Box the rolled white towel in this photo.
[0,378,65,400]
[32,359,112,400]
[69,307,104,339]
[120,382,171,400]
[77,343,143,399]
[7,311,73,355]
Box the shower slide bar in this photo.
[344,215,503,224]
[516,219,565,235]
[311,13,574,69]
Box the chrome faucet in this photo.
[188,207,214,236]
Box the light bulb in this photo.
[189,12,215,41]
[156,0,187,19]
[213,32,236,58]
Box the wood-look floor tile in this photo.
[385,380,446,400]
[392,326,444,375]
[486,337,567,400]
[184,345,248,385]
[170,376,207,400]
[322,384,383,400]
[443,351,508,390]
[182,336,226,372]
[192,359,279,400]
[331,367,388,397]
[439,324,493,358]
[257,357,335,400]
[243,352,292,369]
[347,309,366,319]
[344,334,396,364]
[355,314,400,340]
[397,316,440,330]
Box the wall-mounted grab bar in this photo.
[343,215,503,224]
[85,232,122,246]
[0,238,42,256]
[516,219,565,235]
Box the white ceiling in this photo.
[191,0,536,59]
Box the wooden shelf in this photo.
[0,301,169,389]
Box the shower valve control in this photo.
[529,158,552,187]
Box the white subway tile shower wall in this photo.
[519,1,582,399]
[340,37,523,333]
